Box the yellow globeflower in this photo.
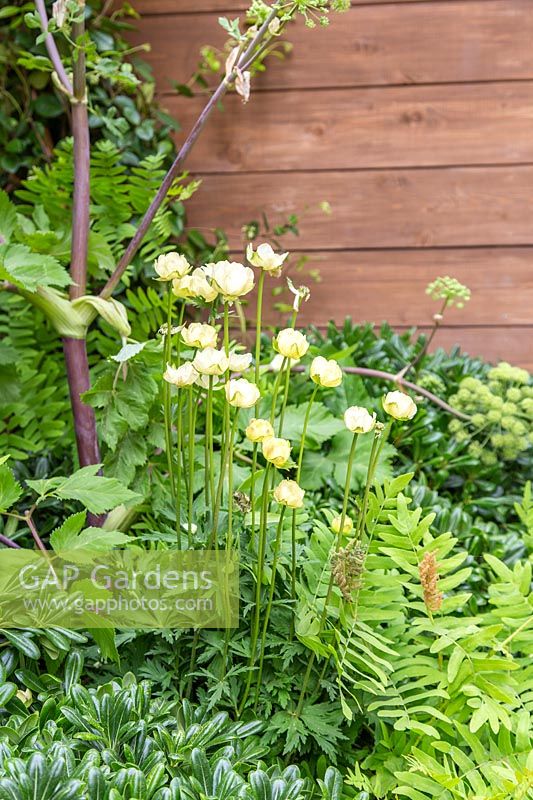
[262,436,292,467]
[310,356,343,388]
[225,379,261,409]
[273,479,305,509]
[190,268,218,302]
[273,328,309,360]
[246,418,274,443]
[154,252,191,281]
[192,347,229,376]
[383,390,417,421]
[331,514,353,535]
[163,362,198,387]
[246,242,289,276]
[180,323,218,349]
[212,260,254,301]
[344,406,376,434]
[228,351,253,373]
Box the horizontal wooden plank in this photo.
[236,248,533,328]
[133,0,512,16]
[167,82,533,172]
[184,166,533,250]
[131,1,533,91]
[409,326,532,369]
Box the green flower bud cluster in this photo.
[426,276,471,309]
[417,372,446,395]
[449,362,532,462]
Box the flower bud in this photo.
[331,514,353,535]
[192,347,229,376]
[229,351,253,372]
[262,436,292,468]
[225,378,261,408]
[212,260,254,301]
[273,479,305,509]
[246,418,274,443]
[163,361,198,387]
[181,323,218,349]
[273,328,309,360]
[382,390,417,421]
[246,242,289,276]
[344,406,376,434]
[310,356,343,388]
[155,252,191,281]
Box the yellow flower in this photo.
[163,361,198,387]
[225,378,261,408]
[212,260,254,301]
[269,353,299,372]
[273,479,305,509]
[310,356,343,388]
[383,390,417,421]
[331,514,353,535]
[273,328,309,360]
[192,347,229,376]
[246,242,289,276]
[172,275,194,299]
[180,323,218,349]
[246,418,274,443]
[190,268,218,302]
[262,436,291,467]
[154,252,191,281]
[228,351,253,372]
[344,406,376,434]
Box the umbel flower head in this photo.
[344,406,376,434]
[310,356,343,388]
[192,347,229,376]
[181,323,218,349]
[163,361,198,387]
[212,261,255,301]
[273,328,309,360]
[383,390,417,421]
[262,436,292,467]
[246,418,274,443]
[154,252,191,281]
[246,242,289,276]
[225,378,261,408]
[273,479,305,509]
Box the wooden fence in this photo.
[131,0,533,368]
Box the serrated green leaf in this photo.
[0,243,71,290]
[0,464,23,512]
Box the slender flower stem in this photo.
[187,384,196,547]
[290,383,319,626]
[239,461,271,714]
[211,302,232,541]
[253,505,287,708]
[175,391,183,546]
[0,533,20,549]
[24,512,48,555]
[226,410,240,555]
[269,358,288,424]
[163,287,176,501]
[295,432,359,717]
[277,360,292,436]
[254,270,265,411]
[250,444,258,550]
[356,426,389,539]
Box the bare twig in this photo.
[288,365,471,420]
[100,3,281,299]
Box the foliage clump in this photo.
[449,361,533,463]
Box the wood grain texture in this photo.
[166,82,533,172]
[184,167,533,250]
[238,248,533,328]
[131,1,533,91]
[134,1,448,12]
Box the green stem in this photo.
[226,410,240,555]
[253,505,287,709]
[163,286,176,500]
[295,432,359,716]
[269,357,288,424]
[277,359,292,436]
[290,383,319,631]
[254,270,265,414]
[187,384,196,547]
[356,426,387,540]
[239,461,271,714]
[250,444,258,551]
[176,390,183,546]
